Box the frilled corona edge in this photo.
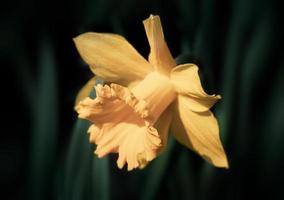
[73,14,228,170]
[76,84,163,170]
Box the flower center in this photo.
[131,71,176,124]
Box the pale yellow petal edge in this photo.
[73,32,153,83]
[170,63,222,112]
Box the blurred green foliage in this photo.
[2,0,284,199]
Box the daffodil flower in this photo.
[74,15,228,171]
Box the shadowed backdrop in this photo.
[1,0,284,199]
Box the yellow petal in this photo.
[171,96,228,168]
[143,15,176,75]
[170,63,221,112]
[73,32,153,83]
[76,84,162,171]
[74,76,97,108]
[154,107,172,154]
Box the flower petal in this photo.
[73,32,153,83]
[74,76,96,108]
[171,96,228,168]
[76,84,162,170]
[143,15,176,75]
[154,107,172,154]
[170,63,221,112]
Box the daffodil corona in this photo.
[74,15,228,170]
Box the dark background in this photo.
[1,0,284,199]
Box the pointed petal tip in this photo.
[143,14,161,26]
[73,32,94,47]
[170,64,222,111]
[204,153,229,169]
[72,34,83,44]
[73,32,91,40]
[127,166,134,171]
[215,158,229,169]
[117,162,124,169]
[74,104,80,112]
[95,152,104,159]
[94,149,105,158]
[72,33,87,52]
[149,14,158,19]
[72,36,78,43]
[145,14,159,21]
[138,163,147,169]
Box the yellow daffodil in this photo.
[73,15,228,171]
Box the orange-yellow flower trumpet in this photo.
[74,15,228,171]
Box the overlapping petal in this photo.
[170,64,221,112]
[74,33,153,84]
[74,14,228,170]
[75,77,97,107]
[170,96,228,168]
[154,107,172,154]
[143,15,176,75]
[76,84,162,170]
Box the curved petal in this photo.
[74,76,97,108]
[171,96,228,168]
[73,32,153,83]
[170,63,221,112]
[76,84,162,171]
[154,107,172,154]
[143,15,176,75]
